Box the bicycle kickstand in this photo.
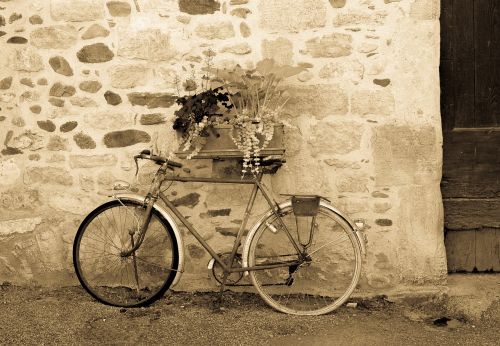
[212,272,229,313]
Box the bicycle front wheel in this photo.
[247,202,362,315]
[73,199,179,307]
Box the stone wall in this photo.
[0,0,446,293]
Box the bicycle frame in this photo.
[123,163,306,278]
[159,172,305,274]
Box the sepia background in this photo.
[0,0,446,293]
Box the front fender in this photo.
[114,193,185,288]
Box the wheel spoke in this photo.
[307,236,350,256]
[95,214,123,251]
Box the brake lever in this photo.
[134,155,140,176]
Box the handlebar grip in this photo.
[149,154,183,168]
[167,160,182,168]
[136,150,183,168]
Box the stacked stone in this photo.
[0,0,446,292]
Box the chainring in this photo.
[210,253,244,285]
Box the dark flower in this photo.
[173,87,233,135]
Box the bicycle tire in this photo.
[246,201,362,315]
[73,199,179,307]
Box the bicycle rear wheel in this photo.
[247,202,362,315]
[73,199,179,307]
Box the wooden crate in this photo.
[175,124,285,159]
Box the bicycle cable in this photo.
[160,169,175,193]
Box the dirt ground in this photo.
[0,284,498,346]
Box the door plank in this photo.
[443,199,500,230]
[453,60,476,128]
[474,0,500,127]
[475,228,500,271]
[446,229,500,272]
[445,230,476,272]
[474,0,500,57]
[440,0,454,60]
[453,0,474,60]
[440,0,455,131]
[442,130,500,198]
[440,0,475,129]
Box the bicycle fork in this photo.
[118,194,158,295]
[129,232,141,293]
[120,196,156,258]
[120,164,167,259]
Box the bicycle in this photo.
[73,149,366,316]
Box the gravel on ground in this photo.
[0,284,498,346]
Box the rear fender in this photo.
[242,200,366,274]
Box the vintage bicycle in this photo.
[73,149,366,316]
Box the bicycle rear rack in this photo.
[291,195,321,217]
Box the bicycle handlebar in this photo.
[133,150,183,176]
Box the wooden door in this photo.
[440,0,500,272]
